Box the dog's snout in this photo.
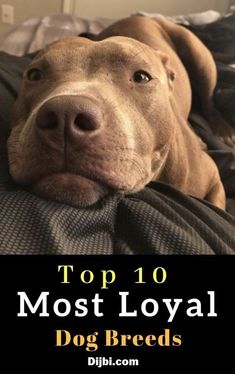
[36,111,58,130]
[74,112,99,132]
[36,95,102,145]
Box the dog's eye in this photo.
[132,70,152,83]
[26,68,44,81]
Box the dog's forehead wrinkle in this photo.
[34,51,79,70]
[29,39,157,79]
[52,40,148,66]
[91,40,153,67]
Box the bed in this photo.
[0,11,234,255]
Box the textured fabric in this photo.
[186,12,235,56]
[0,189,116,254]
[0,12,226,57]
[0,14,114,56]
[0,182,234,255]
[189,113,235,199]
[135,10,221,26]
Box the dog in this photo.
[7,16,226,209]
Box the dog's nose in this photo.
[36,95,102,145]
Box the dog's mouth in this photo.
[29,171,114,207]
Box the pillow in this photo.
[0,51,234,255]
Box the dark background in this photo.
[0,255,233,370]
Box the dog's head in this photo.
[8,36,176,207]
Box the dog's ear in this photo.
[157,51,176,90]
